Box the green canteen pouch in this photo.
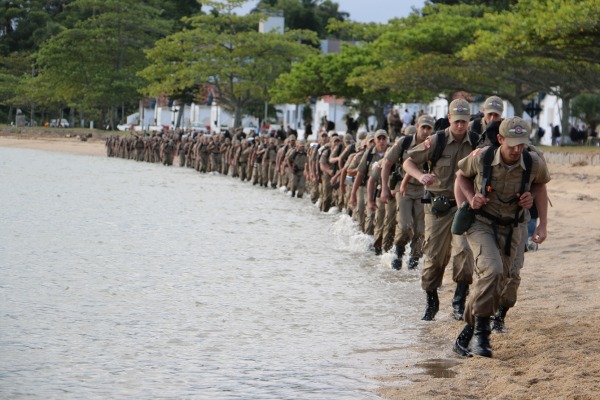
[431,194,452,216]
[452,201,476,234]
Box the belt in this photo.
[476,210,523,256]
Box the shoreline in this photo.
[3,135,600,399]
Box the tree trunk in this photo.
[70,107,75,128]
[176,106,184,128]
[373,101,385,130]
[560,96,571,146]
[234,102,243,128]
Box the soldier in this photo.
[162,139,175,166]
[264,137,278,188]
[252,136,266,186]
[220,137,231,175]
[308,132,327,203]
[336,133,358,214]
[132,134,143,161]
[347,133,374,232]
[177,137,187,167]
[279,135,295,189]
[329,133,353,211]
[452,116,550,358]
[381,116,434,270]
[200,135,211,172]
[365,130,391,254]
[387,109,402,141]
[402,99,476,321]
[209,135,221,172]
[351,130,387,243]
[319,133,340,212]
[286,139,308,198]
[183,135,193,167]
[470,95,504,147]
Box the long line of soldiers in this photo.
[106,95,550,360]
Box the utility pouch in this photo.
[431,194,453,217]
[389,170,400,190]
[451,201,476,234]
[421,190,432,204]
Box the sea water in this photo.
[0,147,440,399]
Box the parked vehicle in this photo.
[50,118,70,128]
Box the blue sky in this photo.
[233,0,428,24]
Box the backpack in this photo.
[361,148,376,186]
[388,135,413,189]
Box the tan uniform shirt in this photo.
[385,135,423,191]
[407,128,476,199]
[458,147,551,220]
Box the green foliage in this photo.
[572,94,600,130]
[461,0,600,122]
[0,0,67,55]
[28,0,171,126]
[2,0,599,131]
[253,0,349,38]
[141,0,319,127]
[426,0,516,11]
[0,53,31,107]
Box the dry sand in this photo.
[2,134,600,399]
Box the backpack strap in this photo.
[429,130,446,172]
[362,148,376,186]
[520,150,533,195]
[481,145,497,196]
[390,134,414,175]
[398,134,413,166]
[479,147,533,256]
[471,118,482,135]
[468,130,480,149]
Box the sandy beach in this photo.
[2,134,599,399]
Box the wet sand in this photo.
[2,135,600,399]
[0,135,107,157]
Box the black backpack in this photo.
[388,135,414,188]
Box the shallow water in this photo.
[0,148,437,399]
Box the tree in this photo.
[253,0,349,38]
[572,94,600,133]
[27,0,171,128]
[425,0,516,11]
[0,53,33,123]
[461,0,600,139]
[140,0,319,128]
[271,43,396,130]
[0,0,66,55]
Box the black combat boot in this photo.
[392,247,404,270]
[408,256,419,269]
[491,306,509,333]
[472,317,493,357]
[451,282,470,321]
[453,323,474,357]
[421,290,439,321]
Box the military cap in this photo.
[483,96,504,115]
[449,99,470,122]
[417,114,435,128]
[375,129,388,138]
[500,116,530,146]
